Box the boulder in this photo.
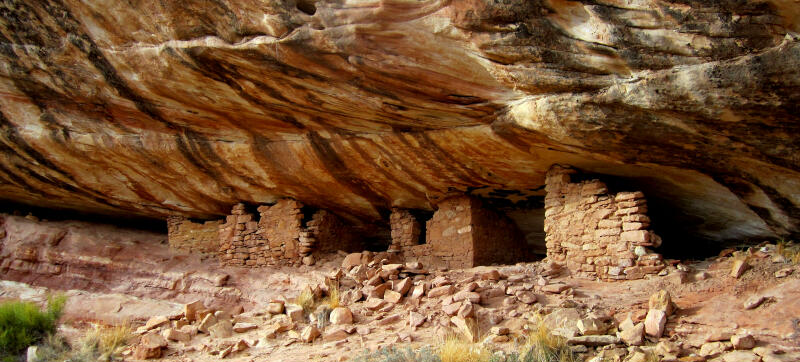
[134,333,168,360]
[490,326,509,336]
[618,315,635,332]
[377,314,402,326]
[577,318,605,336]
[480,270,501,281]
[184,300,205,322]
[743,295,769,310]
[648,290,675,316]
[383,290,402,303]
[322,328,349,342]
[301,325,321,343]
[454,291,481,304]
[427,285,454,298]
[267,300,285,314]
[542,283,569,294]
[392,278,413,295]
[209,320,233,339]
[774,267,793,278]
[542,308,581,333]
[233,339,249,353]
[364,298,387,311]
[644,309,666,338]
[342,253,362,269]
[457,302,475,318]
[655,341,681,358]
[731,333,756,350]
[163,328,190,343]
[408,311,426,328]
[144,316,170,331]
[442,302,462,316]
[516,291,537,305]
[197,313,218,334]
[329,307,353,325]
[619,323,645,346]
[409,284,426,299]
[285,304,305,322]
[731,259,749,278]
[363,284,387,299]
[341,289,363,305]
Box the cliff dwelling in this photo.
[0,1,799,362]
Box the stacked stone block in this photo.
[397,196,529,269]
[307,210,361,254]
[218,204,261,266]
[218,199,361,267]
[388,208,421,253]
[257,199,303,264]
[167,216,223,254]
[543,165,665,280]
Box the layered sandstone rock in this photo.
[0,0,798,244]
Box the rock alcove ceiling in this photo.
[0,0,798,246]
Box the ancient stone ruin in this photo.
[387,196,529,269]
[166,216,222,254]
[216,199,361,267]
[168,177,668,278]
[544,165,665,280]
[1,1,798,360]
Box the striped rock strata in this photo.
[0,0,798,244]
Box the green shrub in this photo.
[0,295,65,362]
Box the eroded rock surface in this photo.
[0,0,798,242]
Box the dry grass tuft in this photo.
[777,240,800,264]
[324,279,340,310]
[439,334,491,362]
[34,322,132,362]
[295,287,316,315]
[518,315,578,362]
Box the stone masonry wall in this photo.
[425,196,475,268]
[471,199,529,266]
[218,204,262,266]
[544,165,665,280]
[166,216,222,254]
[218,199,360,267]
[307,210,360,254]
[258,199,304,263]
[388,208,421,253]
[422,196,528,269]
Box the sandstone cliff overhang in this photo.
[0,0,798,244]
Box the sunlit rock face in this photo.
[0,0,798,244]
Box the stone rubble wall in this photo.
[257,199,304,263]
[395,196,528,269]
[425,196,476,268]
[388,208,421,253]
[166,216,222,254]
[470,199,530,267]
[218,199,360,267]
[544,165,665,280]
[306,210,361,254]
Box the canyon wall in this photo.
[0,0,798,245]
